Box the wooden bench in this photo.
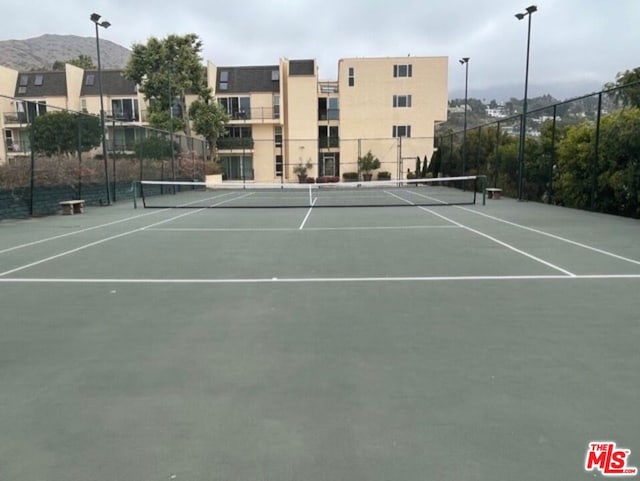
[59,200,85,215]
[485,188,503,200]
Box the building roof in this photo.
[289,59,315,76]
[80,70,138,97]
[215,65,280,94]
[15,71,67,97]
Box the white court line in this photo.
[0,191,237,256]
[0,192,258,278]
[298,197,317,230]
[0,209,168,255]
[385,190,577,277]
[147,225,460,233]
[456,205,640,267]
[1,274,639,284]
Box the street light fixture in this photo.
[459,57,470,176]
[515,4,537,201]
[90,12,112,204]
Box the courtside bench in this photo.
[59,199,85,215]
[485,188,503,200]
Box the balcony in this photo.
[3,112,28,125]
[105,110,141,122]
[318,137,339,149]
[216,137,255,150]
[319,82,339,94]
[227,107,279,123]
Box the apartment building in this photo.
[0,56,448,181]
[0,65,145,165]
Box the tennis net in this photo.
[138,176,485,209]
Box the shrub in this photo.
[342,172,358,181]
[305,177,316,184]
[377,171,391,180]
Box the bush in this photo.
[377,171,391,180]
[317,176,339,183]
[342,172,358,181]
[305,177,316,184]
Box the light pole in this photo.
[515,5,537,201]
[459,57,470,176]
[90,12,112,204]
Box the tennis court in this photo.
[1,188,639,480]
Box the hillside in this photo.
[0,34,130,71]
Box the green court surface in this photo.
[1,198,639,481]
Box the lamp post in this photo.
[90,12,112,204]
[515,5,537,201]
[459,57,470,176]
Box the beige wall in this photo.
[338,56,448,178]
[281,59,318,181]
[0,65,19,164]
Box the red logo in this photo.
[585,442,638,476]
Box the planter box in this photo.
[205,174,223,186]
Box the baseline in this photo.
[1,274,639,284]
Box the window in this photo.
[34,75,44,86]
[275,154,283,176]
[218,155,253,180]
[85,74,95,86]
[392,125,412,138]
[273,95,280,119]
[218,96,251,119]
[271,70,279,81]
[318,97,339,121]
[318,125,339,148]
[274,126,282,147]
[393,64,413,78]
[393,95,412,108]
[19,75,28,86]
[81,99,87,113]
[348,67,354,87]
[111,98,139,121]
[219,71,229,91]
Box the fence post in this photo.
[590,92,603,210]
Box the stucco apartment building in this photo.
[0,56,448,182]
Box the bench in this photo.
[59,199,85,215]
[485,188,503,200]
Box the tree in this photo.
[605,67,640,109]
[31,111,101,156]
[52,55,96,71]
[598,108,640,216]
[123,34,209,131]
[188,96,229,162]
[358,150,380,180]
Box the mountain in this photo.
[450,79,604,103]
[0,34,130,71]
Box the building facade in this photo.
[0,56,448,182]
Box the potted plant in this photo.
[358,150,381,181]
[293,160,313,183]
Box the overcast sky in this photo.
[4,0,639,98]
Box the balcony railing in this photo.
[226,107,279,122]
[3,112,29,124]
[105,111,141,122]
[318,137,339,149]
[319,82,339,94]
[318,109,340,121]
[216,137,255,150]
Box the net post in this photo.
[132,181,138,209]
[479,175,487,205]
[308,184,313,207]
